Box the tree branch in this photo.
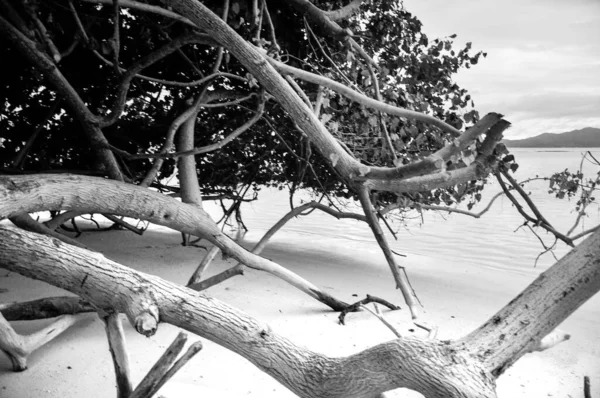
[323,0,364,21]
[357,185,419,318]
[269,57,462,138]
[0,174,350,311]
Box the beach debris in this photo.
[338,294,401,325]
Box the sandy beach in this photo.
[0,218,599,397]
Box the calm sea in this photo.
[206,148,600,273]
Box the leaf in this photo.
[231,2,240,14]
[368,115,378,127]
[503,154,515,163]
[329,153,339,167]
[320,113,332,125]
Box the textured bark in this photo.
[0,226,496,398]
[457,227,600,376]
[2,224,598,396]
[0,174,349,311]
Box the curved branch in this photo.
[99,33,216,127]
[142,96,264,159]
[189,201,367,290]
[495,170,574,247]
[413,191,505,219]
[269,57,462,138]
[0,174,349,311]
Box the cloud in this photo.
[504,117,600,139]
[402,0,600,137]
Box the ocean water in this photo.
[215,148,600,274]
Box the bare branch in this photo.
[358,185,419,318]
[99,33,216,127]
[324,0,364,21]
[360,303,402,338]
[0,174,350,311]
[412,191,505,219]
[496,170,574,247]
[269,57,462,138]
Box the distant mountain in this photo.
[502,127,600,148]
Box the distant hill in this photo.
[502,127,600,148]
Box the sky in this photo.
[402,0,600,139]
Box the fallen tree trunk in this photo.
[0,225,494,397]
[1,224,599,397]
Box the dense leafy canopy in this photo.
[1,0,489,207]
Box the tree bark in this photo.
[2,224,598,397]
[0,225,495,397]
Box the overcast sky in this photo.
[402,0,600,138]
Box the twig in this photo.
[11,99,60,168]
[188,263,244,291]
[411,191,505,219]
[414,321,438,339]
[360,303,402,337]
[144,341,203,396]
[269,57,461,137]
[338,294,401,325]
[496,170,574,247]
[113,93,261,162]
[103,214,145,235]
[129,332,187,398]
[99,33,216,127]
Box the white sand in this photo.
[0,224,598,397]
